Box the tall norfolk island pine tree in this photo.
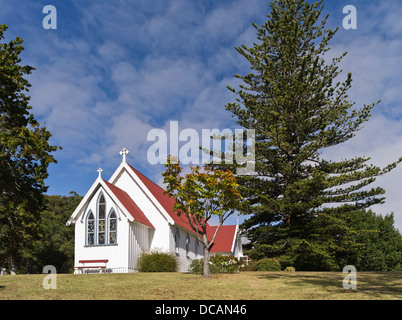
[226,0,401,270]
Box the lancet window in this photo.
[109,209,117,244]
[98,194,106,244]
[87,211,95,245]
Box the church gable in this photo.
[109,162,175,226]
[103,180,154,229]
[66,177,153,230]
[82,187,118,246]
[127,164,192,232]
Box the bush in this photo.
[284,266,296,272]
[254,258,281,271]
[241,261,256,271]
[188,258,223,274]
[210,255,244,272]
[188,258,204,274]
[188,255,245,273]
[137,250,178,272]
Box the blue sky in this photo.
[1,0,402,230]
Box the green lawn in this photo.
[0,271,401,300]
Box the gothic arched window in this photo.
[87,211,95,245]
[186,235,190,257]
[98,194,106,245]
[174,229,180,255]
[109,209,117,244]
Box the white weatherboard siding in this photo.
[128,221,150,270]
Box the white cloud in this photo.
[97,40,128,64]
[321,113,402,232]
[103,111,155,165]
[78,152,103,166]
[367,0,402,38]
[319,3,402,231]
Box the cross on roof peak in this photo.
[97,168,103,178]
[120,147,130,163]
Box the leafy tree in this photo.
[0,24,59,272]
[225,0,401,270]
[346,210,402,271]
[23,193,81,273]
[162,156,242,278]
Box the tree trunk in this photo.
[203,234,210,278]
[9,256,17,275]
[203,244,210,278]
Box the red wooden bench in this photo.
[75,259,109,274]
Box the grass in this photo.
[0,271,401,300]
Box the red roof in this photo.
[128,164,237,253]
[208,225,237,253]
[103,179,154,229]
[128,165,198,232]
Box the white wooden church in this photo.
[66,148,243,273]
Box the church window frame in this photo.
[108,208,117,245]
[86,211,95,245]
[174,229,180,256]
[97,192,106,245]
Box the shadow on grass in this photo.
[355,272,402,298]
[257,272,402,299]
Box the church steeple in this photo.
[119,147,129,163]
